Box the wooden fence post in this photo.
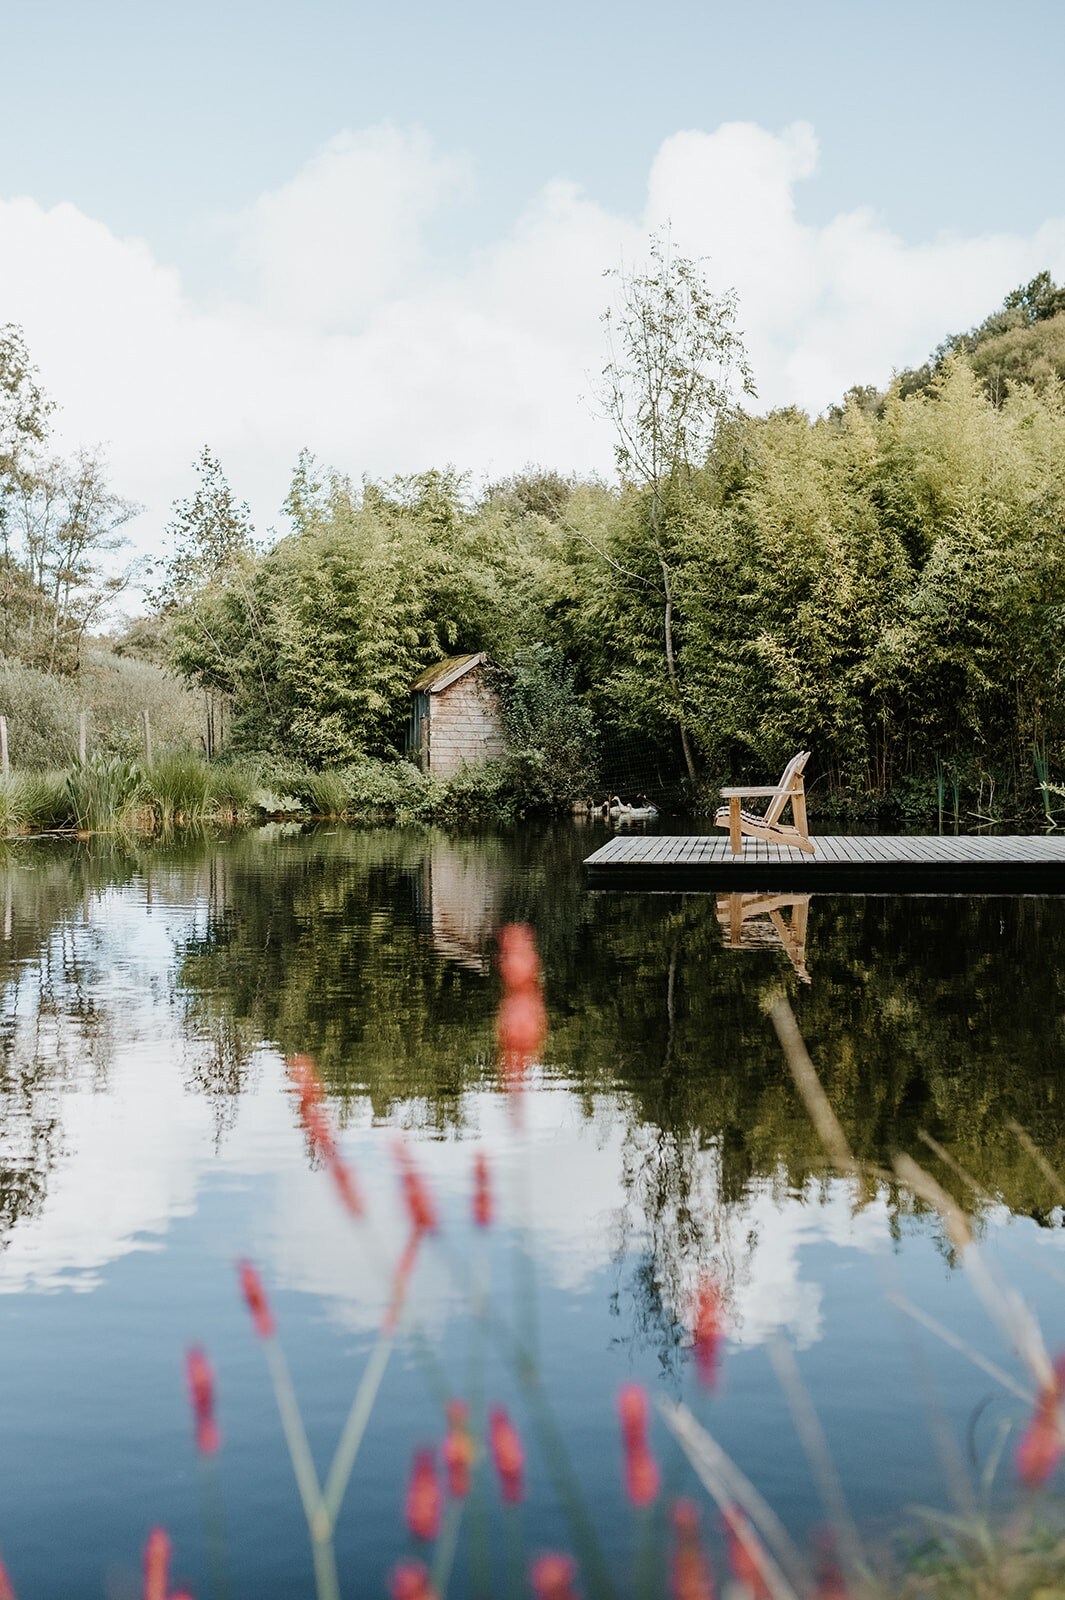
[78,711,87,764]
[0,715,8,779]
[143,709,153,766]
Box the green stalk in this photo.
[322,1327,398,1526]
[264,1337,339,1600]
[430,1498,466,1599]
[198,1456,235,1600]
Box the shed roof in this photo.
[410,651,489,694]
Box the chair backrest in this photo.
[764,751,810,826]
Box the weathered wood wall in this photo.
[428,672,506,778]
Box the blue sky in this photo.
[2,0,1063,547]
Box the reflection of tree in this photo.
[0,843,139,1247]
[6,824,1065,1303]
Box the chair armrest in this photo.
[718,786,780,798]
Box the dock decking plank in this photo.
[584,832,1065,892]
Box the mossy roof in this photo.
[409,652,488,693]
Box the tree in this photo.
[598,230,755,780]
[0,325,54,653]
[3,448,136,672]
[155,448,264,756]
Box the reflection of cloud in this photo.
[0,1014,895,1358]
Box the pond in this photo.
[1,821,1064,1597]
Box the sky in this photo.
[2,0,1064,562]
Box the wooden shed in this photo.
[407,652,507,778]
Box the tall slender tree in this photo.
[598,230,754,780]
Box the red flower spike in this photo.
[443,1400,475,1498]
[329,1155,364,1218]
[286,1053,325,1109]
[143,1528,170,1600]
[692,1277,726,1388]
[497,990,547,1061]
[473,1151,493,1229]
[530,1554,578,1600]
[671,1500,715,1600]
[1017,1353,1065,1486]
[405,1449,443,1542]
[489,1406,525,1504]
[812,1530,850,1600]
[390,1562,438,1600]
[618,1384,659,1506]
[301,1102,337,1163]
[238,1260,275,1339]
[394,1144,438,1235]
[186,1346,220,1456]
[0,1552,15,1600]
[498,925,540,993]
[722,1509,771,1600]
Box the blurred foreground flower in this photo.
[395,1142,439,1235]
[443,1400,474,1498]
[0,1551,15,1600]
[530,1553,578,1600]
[405,1449,443,1542]
[692,1276,726,1388]
[1017,1353,1065,1486]
[287,1053,363,1218]
[722,1508,771,1600]
[618,1383,659,1506]
[671,1500,714,1600]
[237,1260,275,1340]
[185,1346,220,1456]
[143,1528,170,1600]
[472,1149,493,1228]
[497,924,547,1089]
[489,1406,525,1503]
[390,1561,439,1600]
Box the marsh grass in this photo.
[141,750,216,826]
[65,755,142,832]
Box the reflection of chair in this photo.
[716,892,812,982]
[714,751,814,856]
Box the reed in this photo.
[65,755,142,832]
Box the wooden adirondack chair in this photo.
[714,751,814,856]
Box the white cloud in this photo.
[1,120,1064,562]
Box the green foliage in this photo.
[0,770,69,830]
[65,754,142,832]
[0,659,79,766]
[500,645,599,807]
[141,751,215,825]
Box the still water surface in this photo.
[2,822,1065,1595]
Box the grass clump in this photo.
[141,751,214,826]
[66,755,141,832]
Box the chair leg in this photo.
[729,796,742,856]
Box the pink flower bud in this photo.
[473,1151,493,1228]
[238,1260,275,1339]
[186,1346,220,1456]
[530,1554,578,1600]
[489,1406,524,1503]
[405,1449,443,1542]
[143,1528,170,1600]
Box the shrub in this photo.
[499,645,599,809]
[0,661,79,768]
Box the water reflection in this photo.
[0,826,1064,1592]
[716,891,812,982]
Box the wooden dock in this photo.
[583,833,1065,892]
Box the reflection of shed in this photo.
[413,840,508,972]
[407,653,507,779]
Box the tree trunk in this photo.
[652,494,697,783]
